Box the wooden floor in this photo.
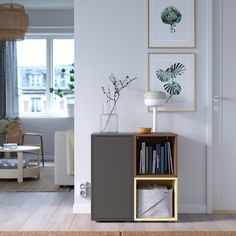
[0,191,236,231]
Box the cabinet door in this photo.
[91,135,133,221]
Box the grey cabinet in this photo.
[91,132,178,222]
[91,134,134,221]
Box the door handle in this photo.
[213,96,230,102]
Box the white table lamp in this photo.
[144,91,166,132]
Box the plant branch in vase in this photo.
[101,73,137,132]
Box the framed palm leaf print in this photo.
[148,53,195,111]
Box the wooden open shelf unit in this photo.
[134,132,178,221]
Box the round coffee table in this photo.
[0,145,40,183]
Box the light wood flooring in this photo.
[0,191,236,231]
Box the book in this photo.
[167,146,171,174]
[164,142,168,173]
[141,142,146,150]
[167,142,170,173]
[156,153,160,174]
[148,146,153,174]
[3,143,17,149]
[152,150,156,174]
[141,149,145,174]
[139,150,142,174]
[145,146,149,174]
[155,143,161,174]
[167,142,173,174]
[160,145,164,174]
[141,142,146,174]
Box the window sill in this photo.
[19,114,74,119]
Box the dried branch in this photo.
[101,73,137,131]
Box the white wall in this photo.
[27,9,74,33]
[74,0,209,213]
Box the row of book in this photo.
[138,141,173,175]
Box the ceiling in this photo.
[0,0,74,9]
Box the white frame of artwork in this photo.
[148,0,195,48]
[148,53,195,111]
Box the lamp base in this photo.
[152,106,157,132]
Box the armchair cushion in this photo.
[0,118,23,145]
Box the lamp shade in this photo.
[0,3,29,40]
[144,91,166,107]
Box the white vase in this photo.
[67,104,74,117]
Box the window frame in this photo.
[18,33,74,118]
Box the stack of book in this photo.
[3,143,17,149]
[139,142,173,175]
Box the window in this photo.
[17,36,74,117]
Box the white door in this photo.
[212,0,236,211]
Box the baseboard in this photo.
[73,203,91,213]
[45,155,54,161]
[25,154,54,162]
[179,204,207,213]
[212,210,236,214]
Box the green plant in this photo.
[156,63,185,103]
[49,64,74,98]
[161,6,182,33]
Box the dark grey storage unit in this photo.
[91,133,134,221]
[91,132,178,222]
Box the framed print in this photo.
[148,0,195,48]
[148,53,195,111]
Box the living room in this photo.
[0,0,236,233]
[0,0,74,190]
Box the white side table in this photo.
[0,145,40,183]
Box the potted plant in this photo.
[49,63,74,117]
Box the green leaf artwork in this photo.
[156,63,185,103]
[161,6,182,33]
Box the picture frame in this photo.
[148,53,195,111]
[148,0,195,48]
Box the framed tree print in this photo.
[148,53,195,111]
[148,0,195,48]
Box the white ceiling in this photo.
[0,0,74,9]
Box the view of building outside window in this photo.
[17,37,74,116]
[17,39,47,114]
[52,39,74,114]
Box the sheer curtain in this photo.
[0,41,19,118]
[0,42,6,117]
